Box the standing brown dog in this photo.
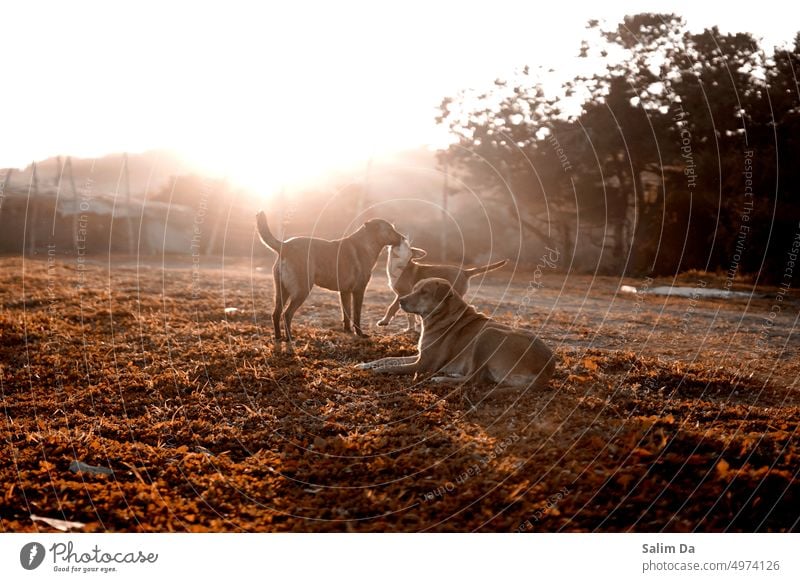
[257,211,404,345]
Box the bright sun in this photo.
[180,132,389,200]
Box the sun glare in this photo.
[180,129,397,199]
[1,1,797,184]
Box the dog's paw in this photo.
[354,362,373,370]
[376,319,389,326]
[272,340,296,356]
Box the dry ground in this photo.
[1,255,798,532]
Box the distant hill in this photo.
[1,146,550,264]
[2,149,193,196]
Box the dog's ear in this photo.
[411,247,427,260]
[433,279,453,301]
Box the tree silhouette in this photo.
[437,13,800,280]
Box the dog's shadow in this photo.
[253,334,572,530]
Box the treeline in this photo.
[438,14,800,282]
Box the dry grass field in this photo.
[1,255,798,532]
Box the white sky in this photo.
[2,0,798,193]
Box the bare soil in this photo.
[1,256,798,532]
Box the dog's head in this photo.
[399,277,463,317]
[364,218,404,246]
[389,237,427,267]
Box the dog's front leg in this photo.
[377,296,401,327]
[429,375,467,383]
[355,356,418,374]
[371,362,418,374]
[352,287,369,337]
[405,312,419,333]
[339,291,353,333]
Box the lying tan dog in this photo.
[257,211,404,345]
[358,278,555,389]
[377,237,507,331]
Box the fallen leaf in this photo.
[617,473,635,488]
[567,374,592,383]
[31,514,85,532]
[69,460,113,476]
[716,459,730,477]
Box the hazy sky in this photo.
[2,0,798,193]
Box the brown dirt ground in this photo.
[1,255,798,532]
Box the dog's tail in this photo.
[256,211,283,252]
[464,259,508,277]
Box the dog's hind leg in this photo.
[272,275,287,342]
[339,291,353,333]
[428,373,482,412]
[282,287,310,346]
[352,287,369,337]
